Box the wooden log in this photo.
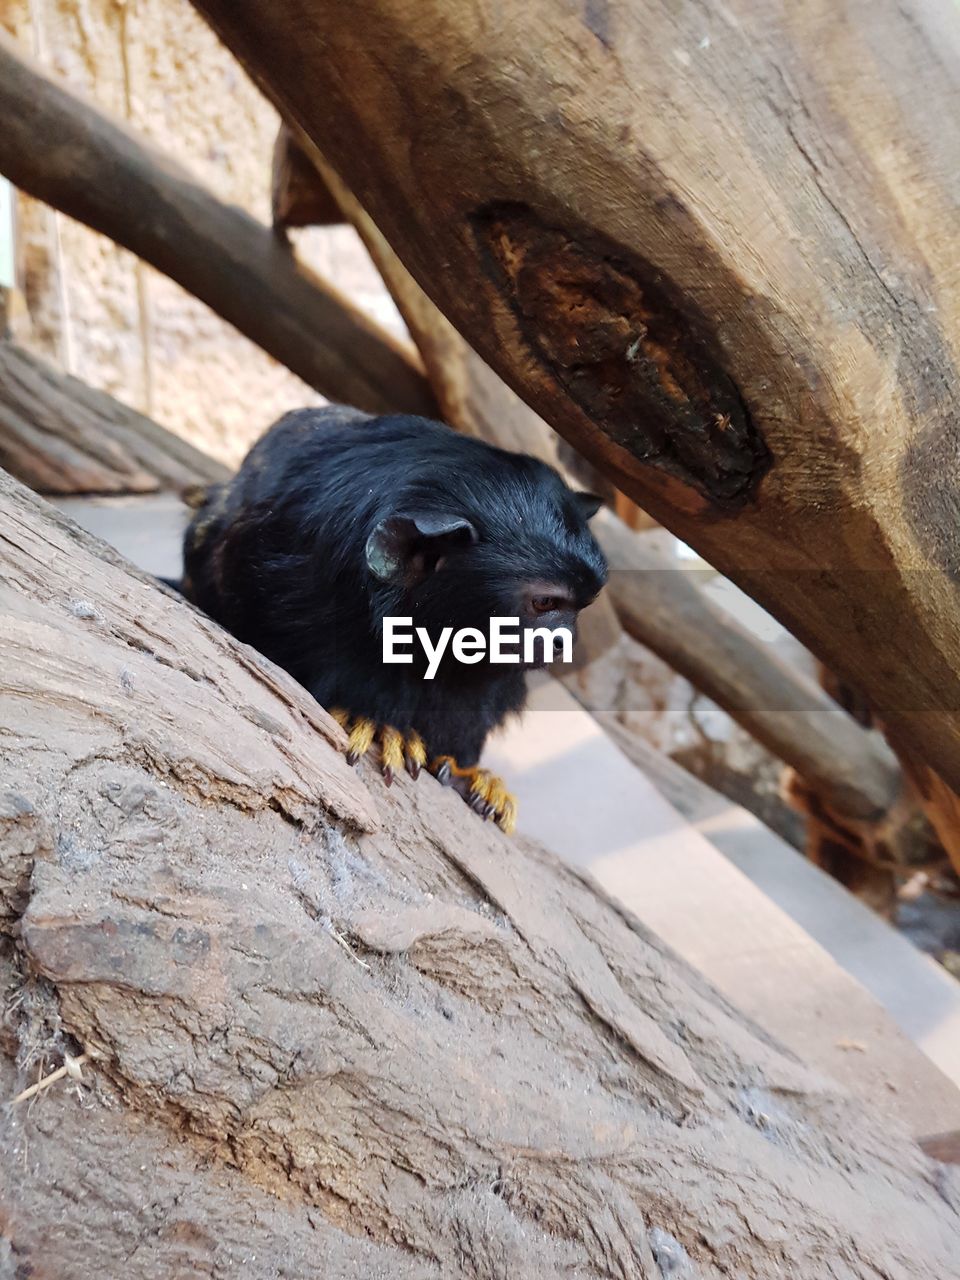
[0,31,436,420]
[2,466,959,1277]
[190,0,960,799]
[271,124,344,230]
[597,512,902,825]
[0,341,230,494]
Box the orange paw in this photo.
[431,757,518,835]
[330,709,428,785]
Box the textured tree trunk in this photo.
[2,478,960,1277]
[190,0,960,801]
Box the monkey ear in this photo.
[574,492,604,520]
[365,511,478,583]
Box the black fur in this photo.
[182,408,607,767]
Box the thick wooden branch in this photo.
[0,31,436,420]
[2,466,959,1276]
[0,341,230,494]
[191,0,960,795]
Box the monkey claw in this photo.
[431,757,518,835]
[330,709,428,785]
[330,710,517,833]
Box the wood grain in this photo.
[0,341,231,494]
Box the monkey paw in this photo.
[330,709,428,786]
[431,757,518,835]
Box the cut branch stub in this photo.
[271,123,344,229]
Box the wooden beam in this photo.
[0,31,436,420]
[0,341,230,494]
[597,512,902,825]
[189,0,960,797]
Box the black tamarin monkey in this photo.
[182,407,607,832]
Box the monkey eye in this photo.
[531,595,564,614]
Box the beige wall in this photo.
[1,0,403,466]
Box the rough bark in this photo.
[0,341,230,495]
[0,31,436,420]
[2,478,960,1278]
[191,0,960,800]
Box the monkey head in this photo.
[364,452,608,678]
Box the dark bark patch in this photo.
[471,202,771,510]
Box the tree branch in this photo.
[2,463,958,1277]
[0,31,437,419]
